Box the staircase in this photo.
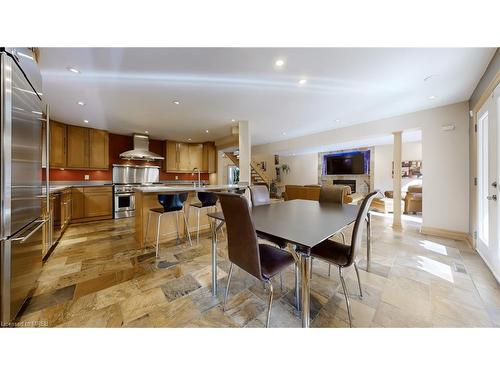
[224,152,271,187]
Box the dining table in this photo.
[208,198,367,328]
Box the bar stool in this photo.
[189,192,219,244]
[144,192,192,258]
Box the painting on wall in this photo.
[274,154,280,166]
[392,160,422,178]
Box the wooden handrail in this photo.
[224,152,271,187]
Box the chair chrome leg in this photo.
[279,272,283,291]
[174,211,180,244]
[353,262,363,298]
[196,208,201,244]
[295,262,300,311]
[223,263,234,312]
[328,264,331,277]
[144,211,152,250]
[155,214,162,258]
[310,258,313,279]
[339,267,352,328]
[265,280,274,328]
[182,210,192,247]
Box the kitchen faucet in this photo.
[192,167,201,187]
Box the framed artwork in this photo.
[392,160,422,178]
[274,154,280,165]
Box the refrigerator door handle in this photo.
[9,219,48,243]
[45,105,50,213]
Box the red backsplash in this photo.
[45,133,210,182]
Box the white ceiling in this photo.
[38,48,495,145]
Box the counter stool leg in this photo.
[182,210,192,247]
[175,211,180,244]
[144,211,152,250]
[155,214,162,258]
[196,208,201,244]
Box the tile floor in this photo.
[16,213,500,328]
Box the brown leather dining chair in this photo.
[218,192,296,327]
[310,190,381,327]
[314,184,351,276]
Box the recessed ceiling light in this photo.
[67,67,80,74]
[172,100,180,105]
[231,119,236,122]
[77,101,85,106]
[188,138,192,141]
[144,130,149,134]
[428,95,437,100]
[282,132,286,136]
[205,130,209,133]
[298,79,307,85]
[335,119,341,123]
[275,59,285,68]
[83,120,89,124]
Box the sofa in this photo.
[284,184,360,204]
[404,185,422,214]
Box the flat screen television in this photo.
[325,152,365,175]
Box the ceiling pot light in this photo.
[282,132,286,135]
[144,130,149,134]
[275,59,285,68]
[188,138,192,141]
[231,119,236,122]
[172,100,180,105]
[67,67,80,74]
[205,130,209,133]
[335,119,341,123]
[83,120,89,124]
[77,101,85,106]
[298,79,307,85]
[428,95,437,100]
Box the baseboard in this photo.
[465,234,475,250]
[420,226,469,241]
[475,248,500,285]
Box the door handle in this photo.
[493,181,498,188]
[486,195,497,201]
[10,219,48,243]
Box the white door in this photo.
[477,83,499,279]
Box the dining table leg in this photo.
[211,218,218,297]
[300,252,312,328]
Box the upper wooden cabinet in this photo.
[67,125,89,168]
[89,129,109,169]
[164,140,216,173]
[202,142,217,173]
[50,121,67,168]
[49,122,109,170]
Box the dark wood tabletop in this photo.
[208,199,359,249]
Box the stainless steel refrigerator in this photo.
[1,48,49,326]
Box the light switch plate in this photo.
[175,175,178,180]
[84,175,90,180]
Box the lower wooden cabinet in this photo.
[71,186,113,223]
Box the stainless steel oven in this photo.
[112,164,160,219]
[114,185,136,218]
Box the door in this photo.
[477,83,499,278]
[66,125,89,168]
[50,121,66,168]
[89,128,109,169]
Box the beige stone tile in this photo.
[431,296,492,327]
[372,302,431,328]
[119,287,168,324]
[95,280,142,309]
[57,304,123,328]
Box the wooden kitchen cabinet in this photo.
[188,143,203,170]
[202,142,216,173]
[83,186,113,219]
[177,142,191,171]
[89,129,109,169]
[66,125,89,168]
[165,141,178,172]
[50,121,67,168]
[71,187,85,220]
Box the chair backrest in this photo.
[249,185,271,207]
[319,185,352,204]
[347,191,381,266]
[158,192,189,212]
[197,191,218,207]
[217,192,263,280]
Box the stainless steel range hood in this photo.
[119,133,164,161]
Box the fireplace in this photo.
[333,179,356,193]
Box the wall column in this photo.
[238,121,251,185]
[393,131,402,228]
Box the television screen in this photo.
[325,153,365,175]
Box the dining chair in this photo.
[310,190,381,327]
[218,192,296,327]
[314,184,351,276]
[144,192,192,258]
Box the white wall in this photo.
[280,153,319,185]
[253,102,470,233]
[374,141,422,193]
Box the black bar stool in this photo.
[189,191,219,244]
[144,192,192,257]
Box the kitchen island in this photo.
[134,184,243,247]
